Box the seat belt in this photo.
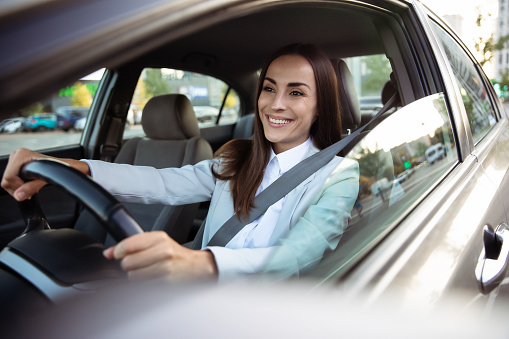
[191,93,398,249]
[100,115,123,161]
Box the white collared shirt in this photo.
[227,137,313,249]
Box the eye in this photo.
[263,86,275,93]
[290,90,303,96]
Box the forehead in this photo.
[266,54,315,84]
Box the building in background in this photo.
[443,15,463,36]
[495,0,508,82]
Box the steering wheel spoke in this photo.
[18,194,51,235]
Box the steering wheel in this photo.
[0,159,144,306]
[19,158,143,241]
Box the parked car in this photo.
[425,143,446,164]
[23,113,57,132]
[55,106,89,131]
[1,0,509,336]
[73,117,87,131]
[0,117,24,133]
[193,105,220,123]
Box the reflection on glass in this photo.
[350,93,455,211]
[262,94,458,282]
[430,21,497,144]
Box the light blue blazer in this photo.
[86,144,359,278]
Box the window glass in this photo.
[262,94,458,281]
[127,68,240,138]
[0,69,104,157]
[344,54,392,116]
[431,21,497,144]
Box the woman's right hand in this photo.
[1,148,51,201]
[1,148,91,201]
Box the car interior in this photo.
[0,0,498,285]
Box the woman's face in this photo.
[258,54,318,154]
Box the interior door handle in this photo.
[475,223,509,294]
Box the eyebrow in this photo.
[265,77,311,90]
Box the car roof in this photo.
[0,0,411,117]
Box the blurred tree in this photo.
[143,68,171,97]
[71,82,93,106]
[21,102,43,117]
[498,68,509,91]
[474,12,509,67]
[360,55,392,96]
[357,147,384,178]
[414,141,429,158]
[222,86,239,109]
[133,77,149,109]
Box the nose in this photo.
[271,92,286,111]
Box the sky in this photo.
[420,0,498,17]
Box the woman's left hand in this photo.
[103,231,218,282]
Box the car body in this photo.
[193,105,220,123]
[23,113,57,131]
[1,0,509,335]
[395,171,408,184]
[0,117,24,133]
[425,142,446,164]
[73,117,87,131]
[55,106,89,131]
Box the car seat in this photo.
[233,113,255,139]
[381,72,401,110]
[330,59,363,155]
[75,94,213,246]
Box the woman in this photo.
[1,43,359,282]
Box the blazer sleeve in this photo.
[83,159,218,205]
[208,158,360,279]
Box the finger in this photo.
[113,231,171,259]
[1,148,48,200]
[120,238,178,271]
[103,246,116,260]
[13,180,47,201]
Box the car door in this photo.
[337,9,509,309]
[427,13,509,299]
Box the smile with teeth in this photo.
[268,116,292,125]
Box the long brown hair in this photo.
[213,43,342,219]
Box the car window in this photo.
[0,69,104,156]
[262,94,458,280]
[344,54,392,115]
[127,68,240,139]
[430,21,498,145]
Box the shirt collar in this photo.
[269,137,312,174]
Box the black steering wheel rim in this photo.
[20,159,143,242]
